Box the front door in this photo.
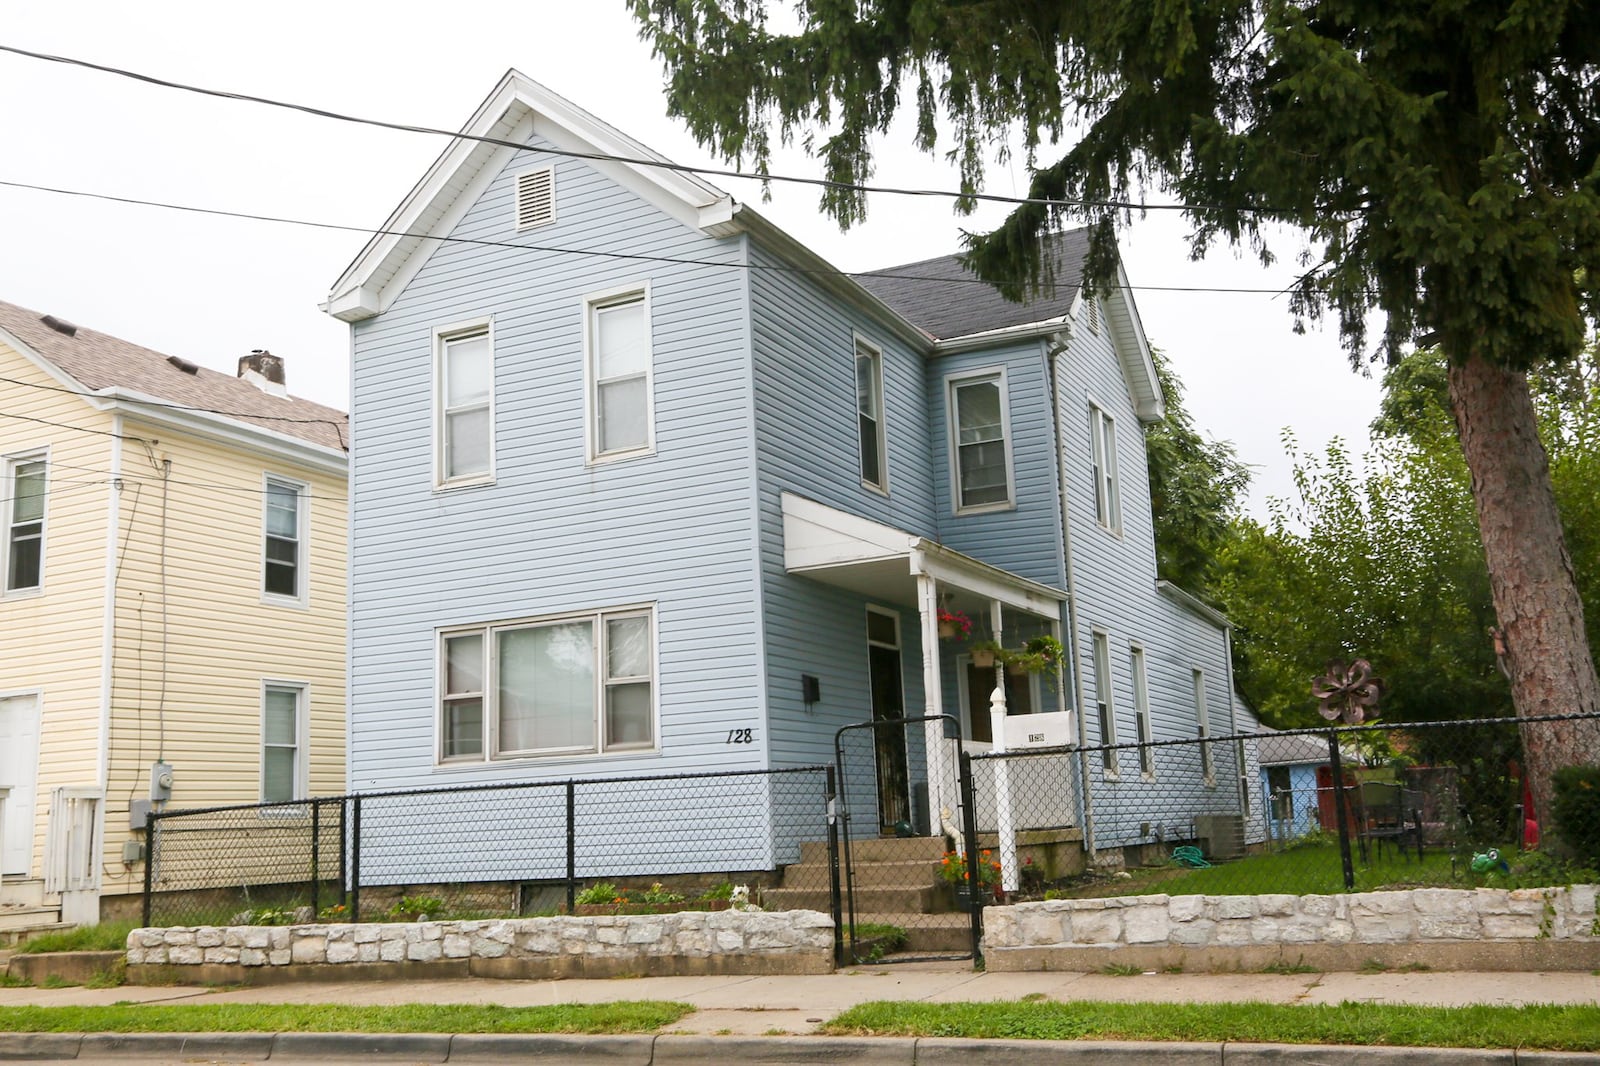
[0,693,40,876]
[866,608,909,831]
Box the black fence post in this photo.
[825,766,844,967]
[958,750,983,964]
[566,780,578,914]
[338,795,348,909]
[1327,731,1356,891]
[310,801,322,916]
[350,795,362,922]
[141,811,156,929]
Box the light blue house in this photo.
[322,72,1254,882]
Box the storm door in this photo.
[866,607,910,831]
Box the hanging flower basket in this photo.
[970,641,1001,668]
[937,609,972,641]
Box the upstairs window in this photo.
[438,327,493,485]
[1090,404,1121,532]
[949,371,1013,512]
[440,606,656,762]
[263,477,307,603]
[855,340,886,491]
[588,292,652,460]
[5,455,45,593]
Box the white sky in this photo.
[0,0,1384,516]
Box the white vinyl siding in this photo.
[855,339,887,491]
[4,454,45,594]
[587,290,653,461]
[1131,645,1153,778]
[948,371,1013,512]
[439,606,656,762]
[262,476,307,603]
[1092,631,1116,775]
[261,682,307,803]
[437,326,494,486]
[1194,667,1214,784]
[1090,403,1120,532]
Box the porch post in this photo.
[987,602,1019,892]
[915,573,946,840]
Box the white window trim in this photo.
[3,448,48,598]
[261,473,310,608]
[946,367,1017,515]
[1092,629,1118,778]
[1089,400,1122,535]
[854,335,889,496]
[1131,644,1154,780]
[260,680,309,804]
[433,317,496,491]
[583,283,655,465]
[435,603,660,765]
[1194,667,1215,787]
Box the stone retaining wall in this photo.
[983,885,1600,972]
[126,909,834,984]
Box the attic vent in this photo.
[515,167,555,230]
[166,355,200,375]
[1085,296,1101,335]
[40,314,78,337]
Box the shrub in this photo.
[575,882,621,905]
[387,895,446,922]
[1551,764,1600,867]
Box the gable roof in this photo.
[0,299,348,455]
[1255,727,1331,767]
[856,230,1092,341]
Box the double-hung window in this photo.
[1131,645,1153,777]
[5,454,45,593]
[1092,631,1116,774]
[949,371,1012,511]
[438,327,493,485]
[261,682,306,803]
[263,476,307,603]
[1090,404,1120,531]
[589,291,652,460]
[855,340,886,491]
[440,607,655,762]
[1194,668,1214,784]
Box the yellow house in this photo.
[0,300,347,928]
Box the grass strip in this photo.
[822,1000,1600,1051]
[15,922,139,955]
[0,1001,692,1034]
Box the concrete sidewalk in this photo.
[3,960,1598,1037]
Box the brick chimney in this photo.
[238,350,288,397]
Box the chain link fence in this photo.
[973,712,1600,900]
[145,766,838,931]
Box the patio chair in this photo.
[1358,780,1424,862]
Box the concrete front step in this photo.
[780,858,945,888]
[799,835,948,865]
[767,884,949,914]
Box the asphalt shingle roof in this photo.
[856,229,1092,341]
[0,300,348,452]
[1255,728,1331,767]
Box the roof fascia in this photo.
[736,207,932,352]
[931,318,1071,355]
[99,388,348,475]
[0,323,98,398]
[324,71,737,322]
[1105,260,1164,422]
[1156,578,1230,630]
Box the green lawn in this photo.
[1086,843,1464,898]
[823,1000,1600,1050]
[15,922,139,955]
[0,1001,692,1034]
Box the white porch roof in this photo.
[780,492,1066,615]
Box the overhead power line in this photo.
[0,42,1259,216]
[0,178,1314,297]
[0,373,346,427]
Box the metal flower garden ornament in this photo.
[1312,659,1385,725]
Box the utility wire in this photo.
[0,177,1318,297]
[0,373,346,427]
[0,42,1251,216]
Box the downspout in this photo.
[1044,330,1097,860]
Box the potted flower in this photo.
[970,639,1003,669]
[937,608,972,641]
[940,848,1001,909]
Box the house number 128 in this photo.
[726,728,754,745]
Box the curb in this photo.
[0,1033,1593,1063]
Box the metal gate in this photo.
[834,715,982,963]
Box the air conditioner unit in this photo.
[1193,814,1245,860]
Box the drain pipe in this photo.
[1044,330,1097,861]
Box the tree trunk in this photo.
[1447,352,1600,830]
